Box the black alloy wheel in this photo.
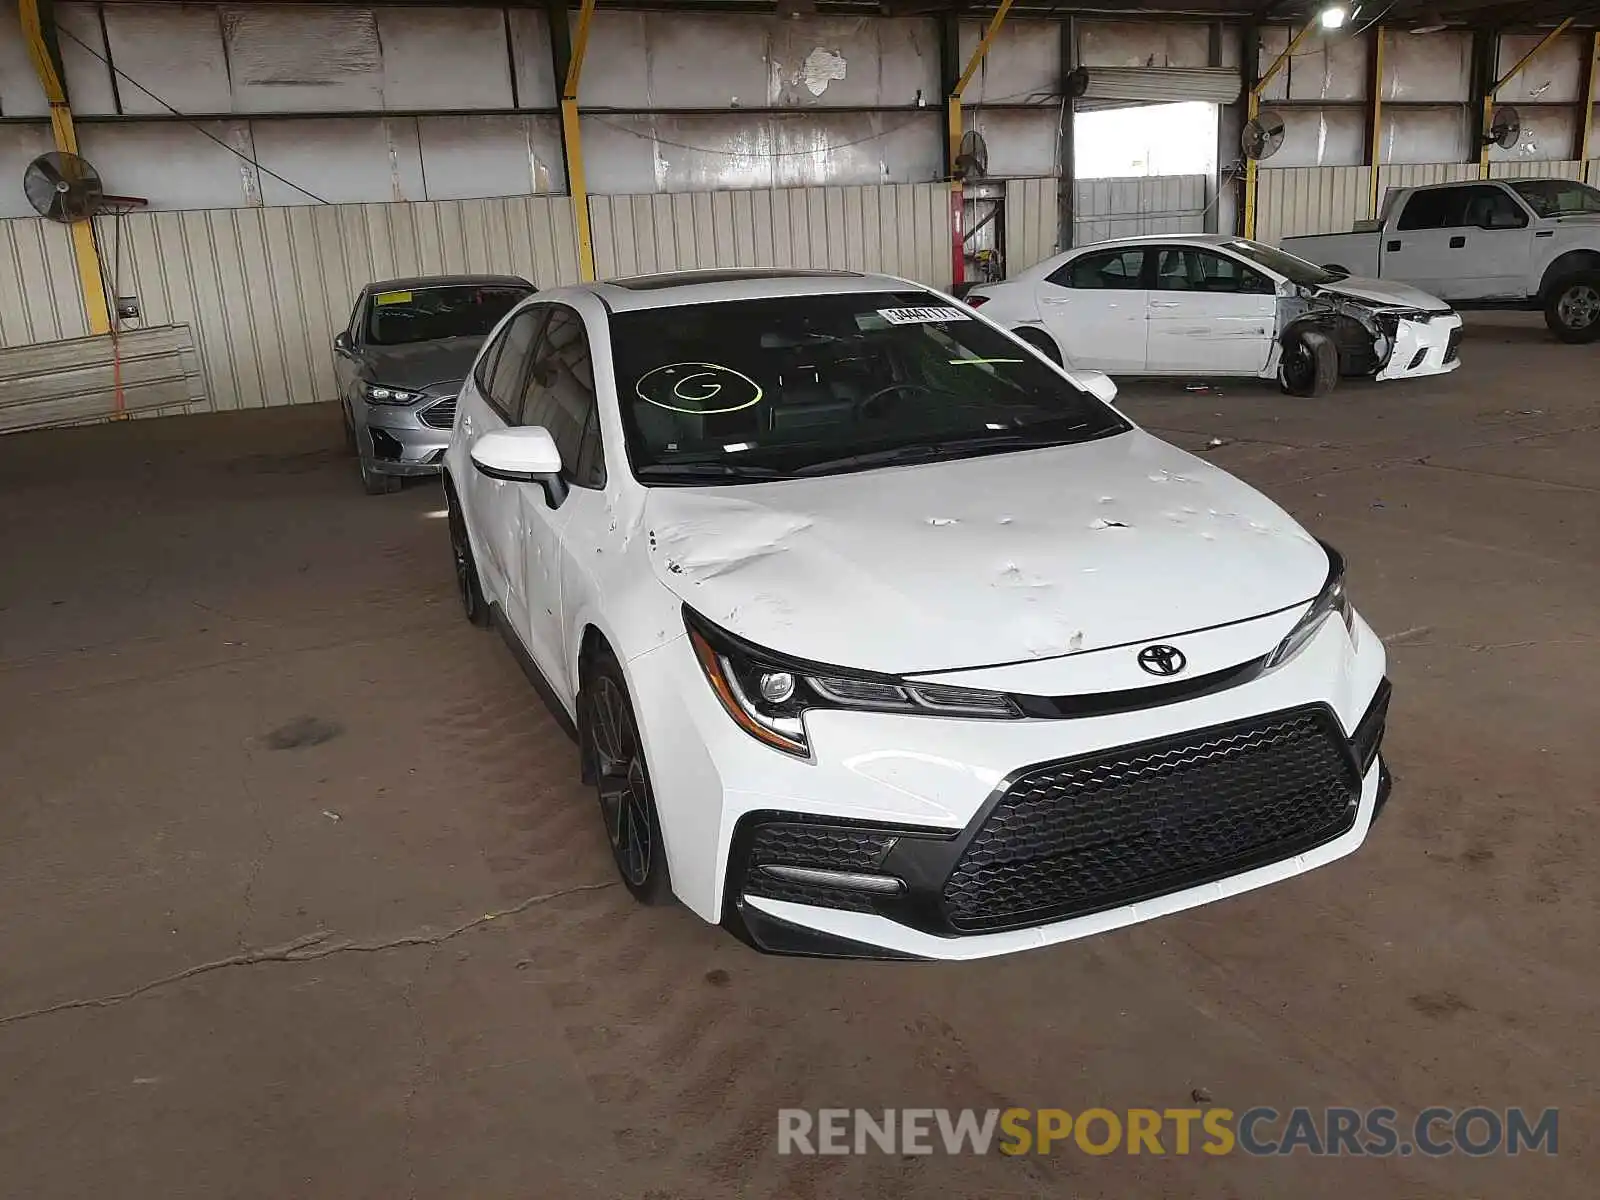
[447,492,491,627]
[586,657,671,904]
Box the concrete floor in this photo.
[0,312,1593,1198]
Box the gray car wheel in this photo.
[1544,271,1600,344]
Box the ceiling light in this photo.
[1319,5,1348,29]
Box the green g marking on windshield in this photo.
[636,363,765,415]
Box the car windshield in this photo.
[606,290,1130,483]
[366,284,532,346]
[1222,239,1341,285]
[1509,180,1600,218]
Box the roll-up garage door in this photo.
[1072,67,1242,107]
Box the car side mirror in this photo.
[333,331,352,354]
[1074,369,1119,405]
[470,426,568,507]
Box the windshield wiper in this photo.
[792,428,1100,477]
[635,461,798,482]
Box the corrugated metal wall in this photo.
[1004,178,1059,274]
[588,183,950,288]
[1255,167,1371,244]
[0,219,90,345]
[0,195,579,412]
[3,184,965,413]
[1488,160,1587,181]
[1074,175,1210,245]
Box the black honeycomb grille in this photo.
[743,822,897,912]
[1444,327,1462,364]
[942,707,1359,932]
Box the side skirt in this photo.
[489,602,579,744]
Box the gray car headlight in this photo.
[363,383,425,404]
[1265,543,1355,670]
[685,607,1020,757]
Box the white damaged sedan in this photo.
[443,268,1391,959]
[966,234,1461,397]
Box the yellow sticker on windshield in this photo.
[375,290,413,306]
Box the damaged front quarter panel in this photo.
[1274,287,1396,379]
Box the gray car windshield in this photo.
[367,284,531,346]
[1510,180,1600,218]
[607,291,1130,483]
[1223,239,1340,285]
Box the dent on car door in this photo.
[506,305,607,702]
[1145,247,1276,375]
[462,306,546,613]
[1034,247,1150,372]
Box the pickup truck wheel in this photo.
[1544,272,1600,343]
[1279,328,1339,397]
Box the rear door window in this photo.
[1047,248,1148,290]
[1398,189,1467,230]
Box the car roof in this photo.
[1067,233,1240,251]
[366,273,534,293]
[573,268,928,312]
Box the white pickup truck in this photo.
[1281,178,1600,343]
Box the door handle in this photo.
[1149,300,1181,309]
[1449,236,1466,249]
[1386,240,1401,252]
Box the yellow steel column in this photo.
[1368,28,1386,219]
[19,0,110,335]
[1244,21,1317,241]
[1480,19,1574,179]
[563,0,598,282]
[1580,32,1600,165]
[947,0,1015,286]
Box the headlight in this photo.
[1264,542,1355,669]
[685,608,1021,757]
[362,383,424,404]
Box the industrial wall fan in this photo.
[1483,106,1522,150]
[955,129,989,180]
[1241,111,1287,162]
[23,151,107,222]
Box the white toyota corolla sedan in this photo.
[966,234,1461,397]
[443,268,1392,960]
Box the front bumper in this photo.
[1376,311,1463,382]
[626,608,1390,960]
[358,394,456,475]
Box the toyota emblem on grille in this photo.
[1137,644,1186,676]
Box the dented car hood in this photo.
[643,431,1328,674]
[1316,276,1450,313]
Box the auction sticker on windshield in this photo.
[877,306,972,325]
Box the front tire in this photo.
[1279,328,1339,397]
[1543,272,1600,343]
[583,650,673,905]
[446,488,491,628]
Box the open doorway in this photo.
[1075,101,1219,179]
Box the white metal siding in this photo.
[588,183,951,289]
[1255,166,1371,244]
[1074,175,1209,246]
[0,195,578,413]
[1004,177,1059,274]
[1488,159,1587,180]
[0,219,89,346]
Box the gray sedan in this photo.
[334,274,534,493]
